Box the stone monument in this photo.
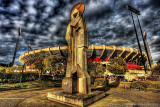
[48,3,105,107]
[62,3,91,94]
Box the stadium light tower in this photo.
[11,27,21,66]
[126,5,153,70]
[136,14,152,69]
[143,32,153,66]
[126,5,147,73]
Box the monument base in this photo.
[47,91,105,107]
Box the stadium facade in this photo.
[19,45,148,81]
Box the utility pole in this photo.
[11,27,21,66]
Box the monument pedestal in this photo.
[62,76,90,94]
[47,91,105,107]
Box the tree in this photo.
[107,57,128,75]
[34,51,48,80]
[7,65,23,73]
[88,62,106,76]
[16,65,23,72]
[0,66,6,82]
[151,63,160,75]
[0,66,6,72]
[43,55,65,75]
[96,63,106,76]
[7,66,14,73]
[87,61,97,76]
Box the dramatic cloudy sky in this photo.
[0,0,160,65]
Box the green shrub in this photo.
[14,84,21,88]
[14,84,28,88]
[28,80,55,88]
[0,85,9,88]
[20,84,28,88]
[130,82,147,90]
[94,78,108,86]
[130,81,160,90]
[36,80,55,87]
[41,75,53,80]
[91,76,95,84]
[138,76,145,79]
[3,73,39,83]
[21,73,38,82]
[0,72,6,82]
[7,73,21,83]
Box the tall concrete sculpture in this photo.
[48,4,105,106]
[62,3,91,94]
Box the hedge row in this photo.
[130,81,160,90]
[0,73,39,83]
[94,78,109,86]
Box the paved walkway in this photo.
[18,94,135,107]
[17,93,69,107]
[106,82,160,107]
[1,84,159,107]
[88,94,135,107]
[17,89,135,107]
[107,86,160,107]
[0,87,61,107]
[17,91,135,107]
[0,87,135,107]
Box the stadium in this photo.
[19,44,148,81]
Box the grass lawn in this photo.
[0,80,61,91]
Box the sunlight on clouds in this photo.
[27,23,35,29]
[28,6,37,15]
[13,20,24,28]
[49,25,57,33]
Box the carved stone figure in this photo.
[62,3,91,94]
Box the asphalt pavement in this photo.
[0,87,60,107]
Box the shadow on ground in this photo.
[91,81,120,93]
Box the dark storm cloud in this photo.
[0,0,159,65]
